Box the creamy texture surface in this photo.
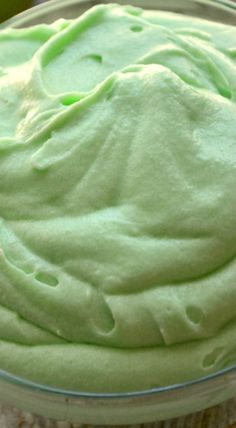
[0,4,236,392]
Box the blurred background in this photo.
[0,0,46,22]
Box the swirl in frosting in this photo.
[0,4,235,392]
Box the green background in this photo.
[0,0,38,22]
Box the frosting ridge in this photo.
[0,4,235,392]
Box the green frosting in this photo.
[0,4,236,392]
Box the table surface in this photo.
[1,399,236,428]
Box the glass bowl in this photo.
[0,0,236,425]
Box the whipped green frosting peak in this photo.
[0,4,236,392]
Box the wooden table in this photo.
[1,399,236,428]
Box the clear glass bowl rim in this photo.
[0,364,236,399]
[0,0,235,400]
[1,0,236,28]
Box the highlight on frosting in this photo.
[0,4,235,392]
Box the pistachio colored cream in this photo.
[0,4,236,393]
